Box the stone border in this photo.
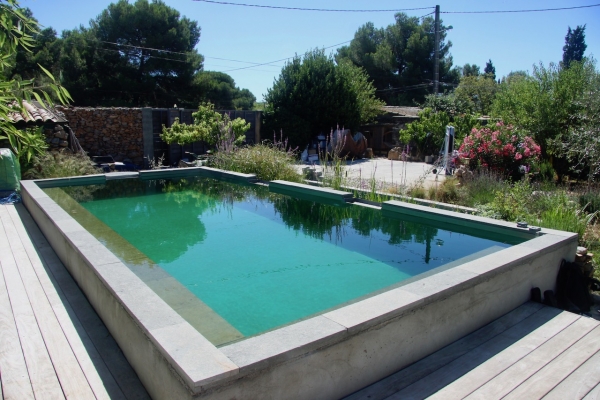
[33,174,107,188]
[270,180,353,205]
[303,179,479,214]
[139,167,257,183]
[20,170,578,399]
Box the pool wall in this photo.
[21,172,578,400]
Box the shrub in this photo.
[535,201,592,240]
[400,109,480,158]
[459,169,507,207]
[161,102,250,147]
[8,127,48,171]
[210,135,301,182]
[24,151,99,179]
[263,49,383,150]
[400,108,450,157]
[408,185,426,199]
[459,122,541,179]
[486,179,535,221]
[534,160,556,182]
[480,179,593,241]
[428,178,459,203]
[579,190,600,215]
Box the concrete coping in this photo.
[138,166,257,183]
[382,200,553,239]
[196,166,257,183]
[105,172,139,180]
[20,177,579,395]
[269,180,353,205]
[304,179,478,214]
[33,173,106,188]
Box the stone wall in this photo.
[43,125,70,151]
[56,107,144,165]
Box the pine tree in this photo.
[484,59,496,80]
[462,64,480,77]
[562,25,587,68]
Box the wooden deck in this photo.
[2,202,600,400]
[346,301,600,400]
[0,203,149,400]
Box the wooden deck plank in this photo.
[5,204,113,400]
[464,316,598,400]
[506,324,600,399]
[431,307,579,399]
[13,204,150,400]
[0,211,65,400]
[9,204,121,399]
[344,302,545,400]
[584,383,600,400]
[0,228,35,400]
[0,206,95,399]
[544,350,600,400]
[389,306,576,400]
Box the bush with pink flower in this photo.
[459,122,541,178]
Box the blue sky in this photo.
[21,0,600,102]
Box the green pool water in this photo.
[47,177,525,340]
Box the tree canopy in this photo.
[62,0,203,107]
[336,13,459,106]
[484,59,496,80]
[462,64,480,77]
[562,71,600,181]
[192,71,256,110]
[263,49,384,150]
[491,59,599,177]
[563,25,587,68]
[454,75,498,115]
[12,0,256,109]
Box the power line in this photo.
[442,3,600,14]
[193,0,434,12]
[93,46,193,63]
[204,56,283,66]
[204,63,282,72]
[220,39,353,72]
[98,40,191,56]
[94,39,287,69]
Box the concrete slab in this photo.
[220,316,347,373]
[298,159,445,190]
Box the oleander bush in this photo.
[459,122,541,179]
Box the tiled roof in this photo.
[381,106,422,117]
[6,100,68,125]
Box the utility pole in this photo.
[433,5,440,95]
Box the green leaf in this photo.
[38,63,56,82]
[32,91,44,104]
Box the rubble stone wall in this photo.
[56,107,144,165]
[43,125,70,151]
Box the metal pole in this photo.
[433,5,440,95]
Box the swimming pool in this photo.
[43,177,523,344]
[21,168,577,399]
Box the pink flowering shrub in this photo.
[459,122,541,178]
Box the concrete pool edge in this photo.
[20,176,578,399]
[21,180,240,397]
